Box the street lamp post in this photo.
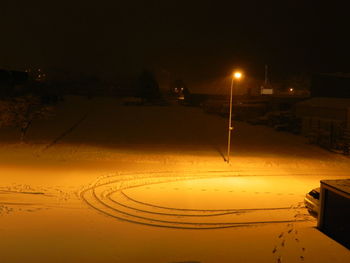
[227,71,242,163]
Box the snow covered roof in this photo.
[321,179,350,196]
[297,97,350,109]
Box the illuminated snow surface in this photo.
[1,96,349,263]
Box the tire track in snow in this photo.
[80,173,312,229]
[119,190,294,213]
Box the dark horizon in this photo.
[1,1,349,83]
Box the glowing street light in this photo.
[234,72,242,79]
[227,70,243,163]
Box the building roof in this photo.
[321,179,350,196]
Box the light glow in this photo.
[234,71,242,80]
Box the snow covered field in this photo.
[1,96,349,263]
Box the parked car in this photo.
[304,187,320,216]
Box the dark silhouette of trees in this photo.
[136,70,161,102]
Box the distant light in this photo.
[234,72,242,80]
[289,88,294,92]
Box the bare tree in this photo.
[0,96,53,141]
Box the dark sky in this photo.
[1,1,349,82]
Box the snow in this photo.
[1,96,349,262]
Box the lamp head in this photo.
[234,71,242,80]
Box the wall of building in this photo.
[319,182,350,249]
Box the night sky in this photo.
[1,1,349,82]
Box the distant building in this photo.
[318,179,350,249]
[260,83,274,95]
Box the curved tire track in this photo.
[80,173,311,229]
